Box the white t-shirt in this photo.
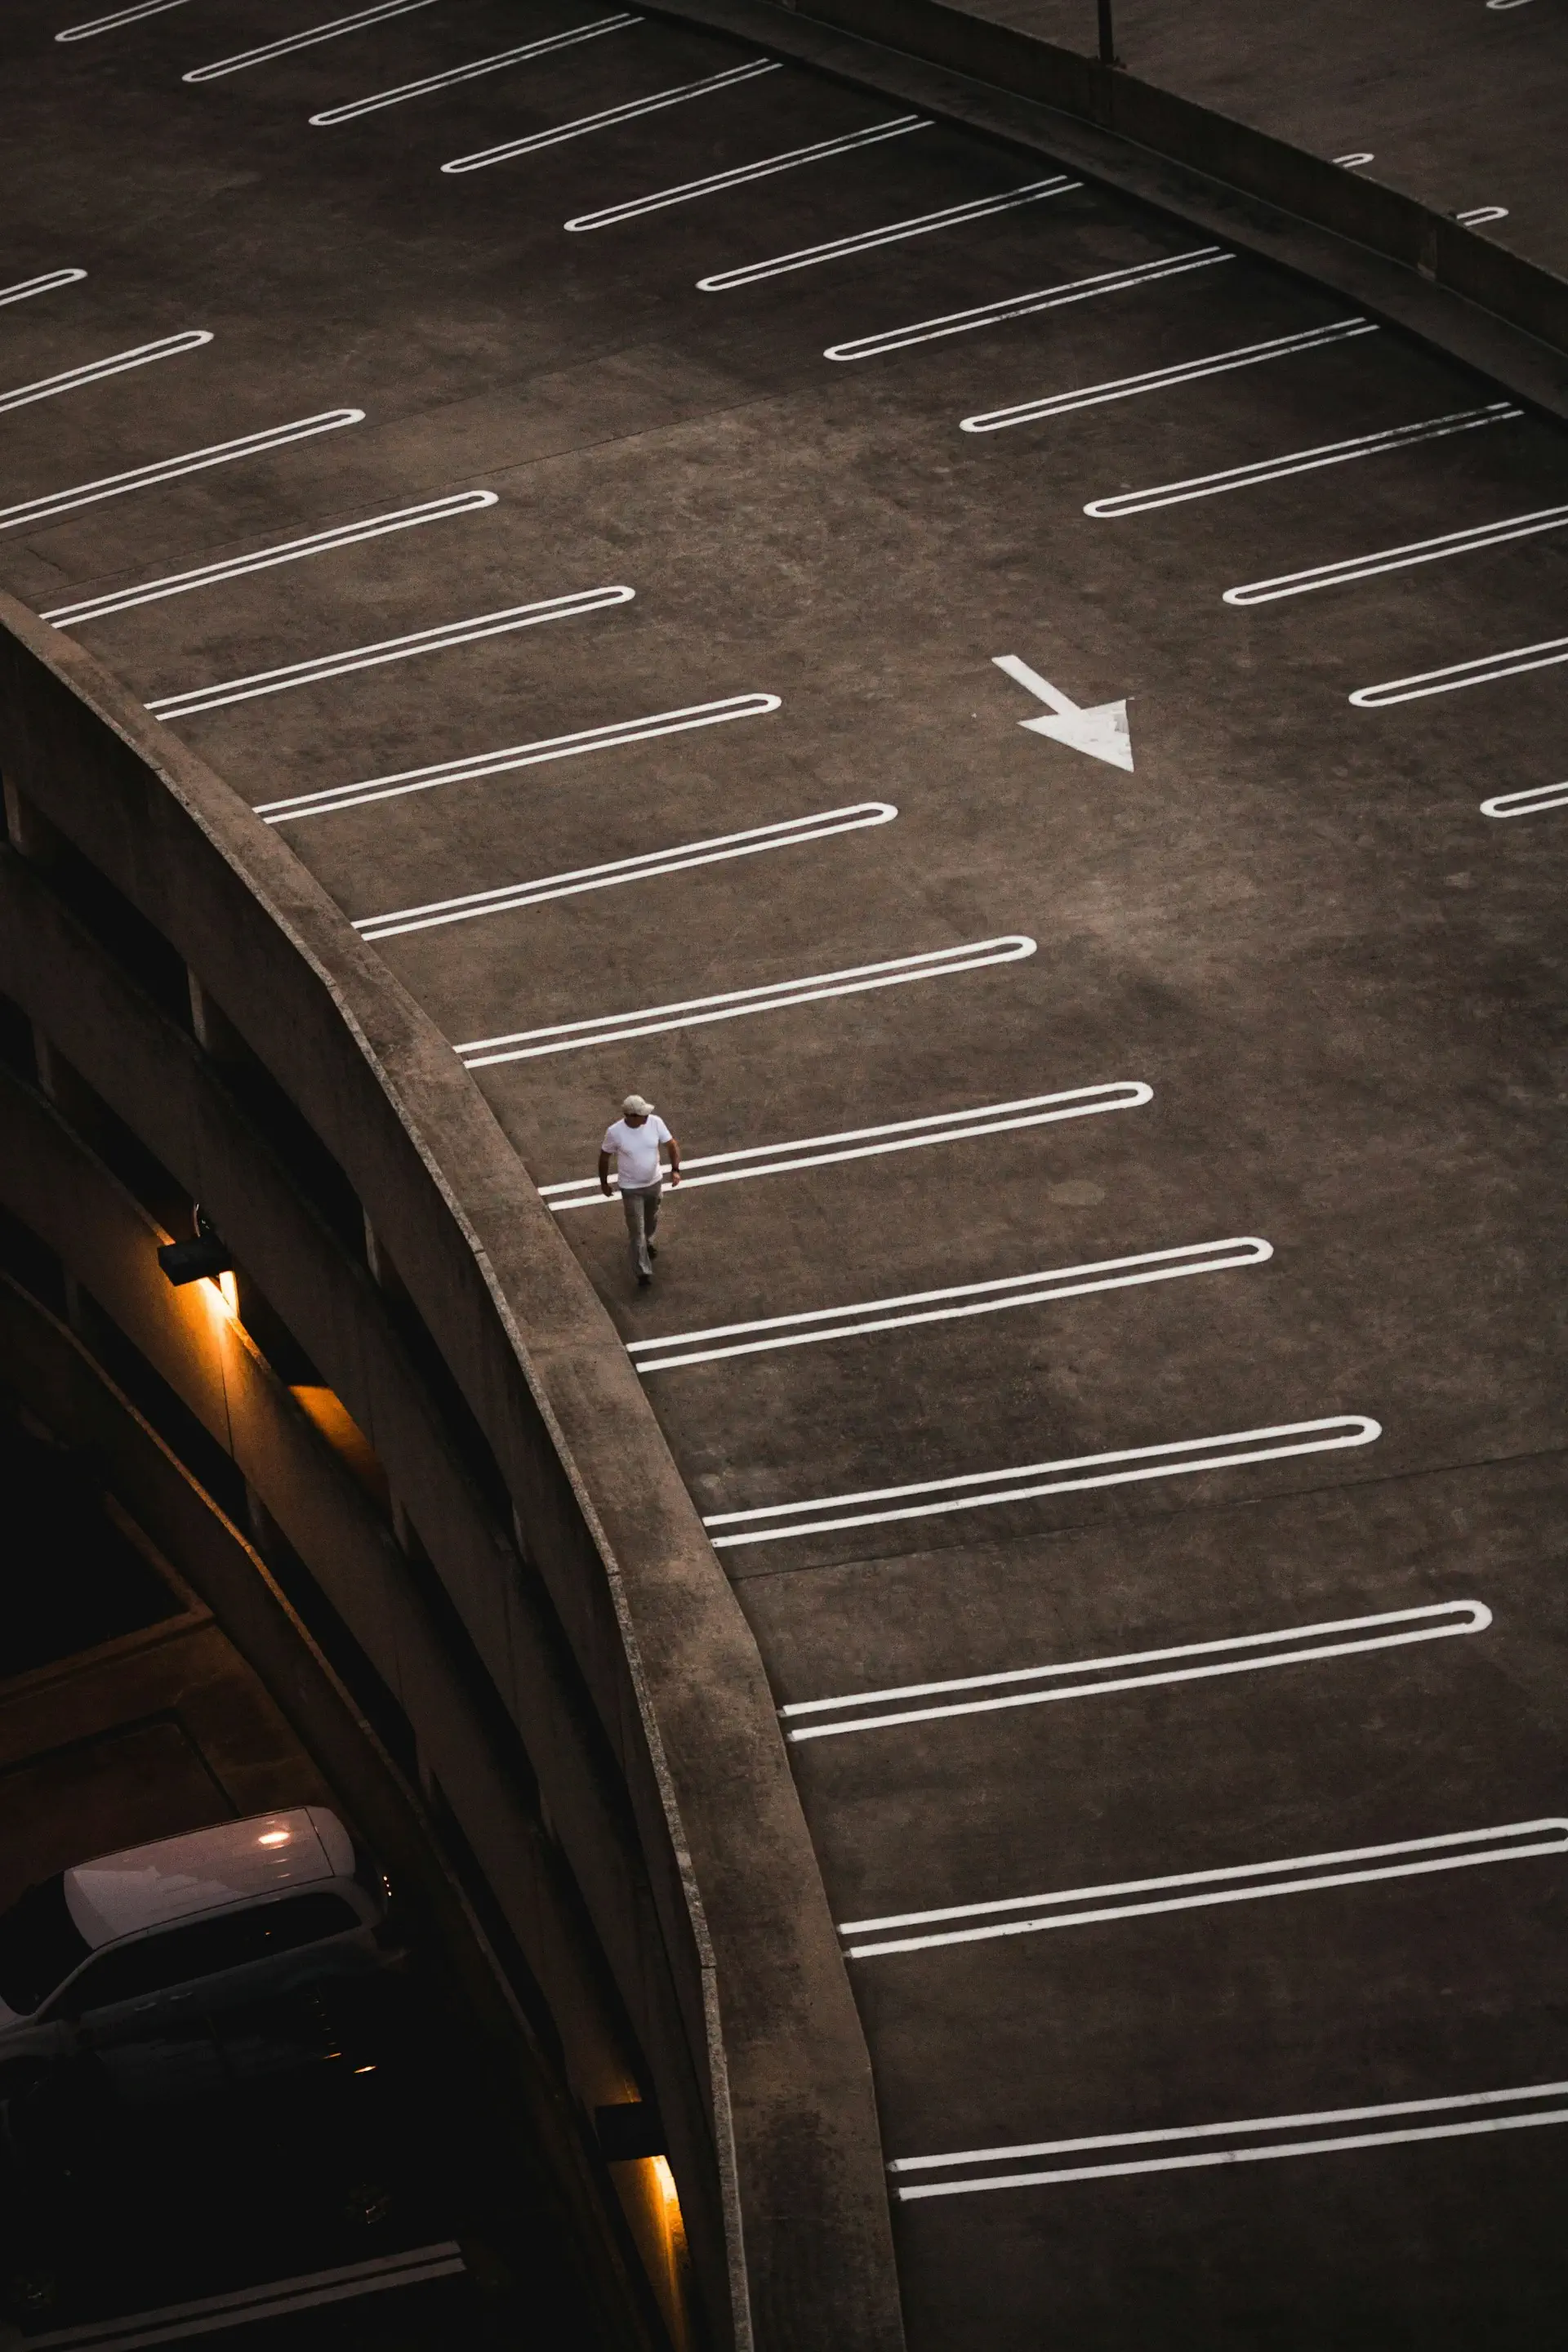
[601,1116,671,1192]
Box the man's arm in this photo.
[666,1130,681,1186]
[599,1149,613,1196]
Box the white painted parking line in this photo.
[697,176,1076,287]
[781,1600,1492,1742]
[632,1237,1270,1375]
[0,408,363,535]
[543,1081,1152,1209]
[1481,778,1568,818]
[1086,402,1518,518]
[354,801,895,938]
[26,2243,466,2350]
[258,692,777,822]
[843,1819,1568,1958]
[149,587,630,720]
[704,1414,1380,1549]
[891,2080,1568,2199]
[457,936,1037,1067]
[185,0,442,82]
[960,318,1377,430]
[567,114,929,232]
[0,267,87,305]
[442,60,780,173]
[44,491,495,626]
[1351,634,1568,709]
[57,0,197,37]
[1458,205,1510,225]
[1225,499,1568,605]
[0,329,211,416]
[310,14,639,123]
[826,247,1232,363]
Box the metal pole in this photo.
[1097,0,1116,64]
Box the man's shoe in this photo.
[638,1272,653,1288]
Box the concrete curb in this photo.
[640,0,1568,421]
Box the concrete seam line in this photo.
[635,0,1568,421]
[0,593,905,2352]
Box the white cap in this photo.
[622,1094,655,1116]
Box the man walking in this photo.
[599,1093,680,1287]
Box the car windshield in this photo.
[56,1892,363,2016]
[0,1876,92,2015]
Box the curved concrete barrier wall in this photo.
[782,0,1568,361]
[0,592,906,2352]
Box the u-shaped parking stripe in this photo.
[56,0,196,37]
[442,60,779,172]
[25,2244,467,2350]
[1086,403,1517,517]
[354,802,895,938]
[696,175,1076,287]
[630,1237,1271,1374]
[457,937,1037,1067]
[0,268,87,305]
[258,693,778,821]
[543,1082,1152,1208]
[826,247,1232,363]
[46,492,497,626]
[1226,499,1568,604]
[703,1414,1381,1548]
[1352,634,1568,708]
[1481,779,1568,818]
[0,410,365,535]
[0,329,211,416]
[185,0,443,82]
[960,318,1376,430]
[890,2080,1568,2200]
[843,1819,1568,1958]
[781,1600,1492,1741]
[310,16,640,124]
[149,587,632,719]
[565,115,930,232]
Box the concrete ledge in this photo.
[640,0,1568,420]
[0,593,906,2352]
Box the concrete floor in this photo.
[2,0,1567,2340]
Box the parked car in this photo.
[0,1809,391,2065]
[0,1815,415,2325]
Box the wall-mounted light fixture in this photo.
[157,1205,234,1288]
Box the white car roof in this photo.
[62,1809,354,1948]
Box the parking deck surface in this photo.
[3,2,1567,2341]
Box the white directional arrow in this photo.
[992,653,1134,771]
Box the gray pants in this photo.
[621,1181,662,1276]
